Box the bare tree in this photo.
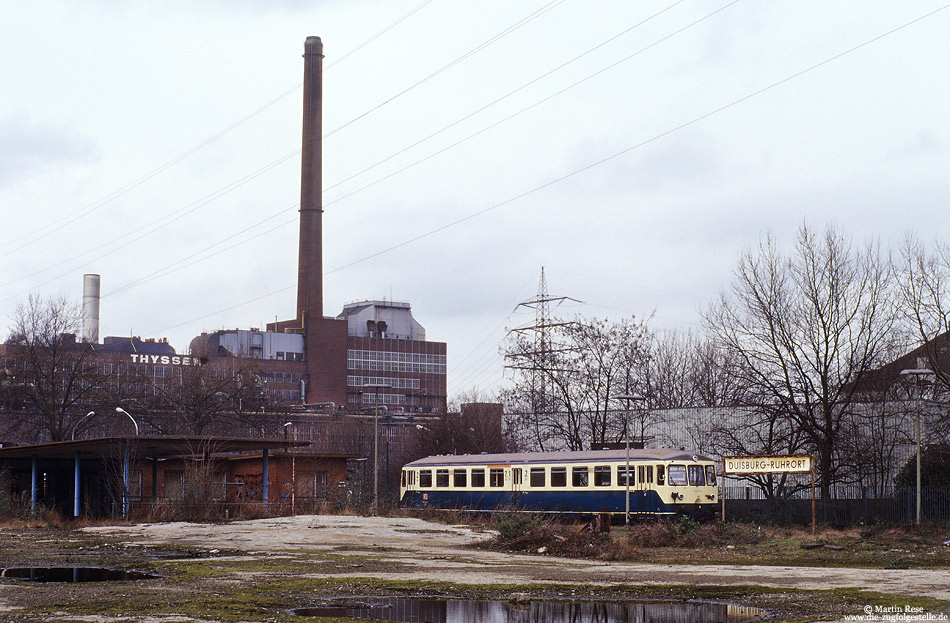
[703,224,898,501]
[898,234,950,392]
[503,315,651,451]
[125,351,267,436]
[5,295,109,441]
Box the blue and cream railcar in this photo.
[400,448,718,518]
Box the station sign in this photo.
[722,454,811,474]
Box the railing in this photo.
[722,485,950,524]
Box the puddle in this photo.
[1,567,158,583]
[292,597,765,622]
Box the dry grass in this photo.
[489,518,950,569]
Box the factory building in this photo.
[192,299,446,413]
[191,36,447,414]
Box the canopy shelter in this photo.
[0,436,308,518]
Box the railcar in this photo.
[399,448,718,519]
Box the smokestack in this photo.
[297,36,324,322]
[82,273,100,343]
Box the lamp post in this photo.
[115,407,140,435]
[114,407,139,520]
[900,368,933,525]
[366,384,391,515]
[611,394,644,531]
[283,421,296,515]
[71,411,96,440]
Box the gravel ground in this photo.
[0,515,947,622]
[83,515,950,599]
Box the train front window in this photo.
[594,465,611,487]
[420,470,433,488]
[471,468,486,487]
[572,466,589,487]
[688,464,706,486]
[668,464,687,486]
[551,467,567,487]
[617,465,633,487]
[436,469,449,487]
[453,469,467,488]
[489,468,504,487]
[705,465,717,487]
[530,467,546,488]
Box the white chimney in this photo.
[82,273,100,343]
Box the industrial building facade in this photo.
[191,299,447,413]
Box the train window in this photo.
[572,466,589,487]
[688,465,706,486]
[436,469,450,487]
[453,469,467,488]
[513,468,523,485]
[471,468,486,487]
[489,468,504,487]
[420,470,433,488]
[551,467,567,487]
[617,465,633,487]
[530,467,546,488]
[705,465,717,487]
[594,465,612,487]
[638,465,653,484]
[668,464,687,486]
[401,471,407,487]
[657,465,665,486]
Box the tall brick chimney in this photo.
[297,35,324,322]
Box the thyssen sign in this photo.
[129,354,201,366]
[722,455,812,475]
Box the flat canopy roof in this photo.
[0,436,312,461]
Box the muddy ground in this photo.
[0,515,948,622]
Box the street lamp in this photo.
[71,411,96,441]
[611,394,644,531]
[900,368,933,525]
[365,384,391,515]
[283,422,296,515]
[115,407,140,435]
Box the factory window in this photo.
[276,352,285,360]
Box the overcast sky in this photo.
[2,1,949,399]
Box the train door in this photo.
[507,465,524,508]
[637,464,654,513]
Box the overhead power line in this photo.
[146,3,949,338]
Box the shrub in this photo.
[493,512,545,542]
[676,514,700,535]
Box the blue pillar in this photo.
[262,449,269,508]
[123,445,131,520]
[31,456,38,516]
[74,450,81,518]
[152,457,159,511]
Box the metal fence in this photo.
[722,484,950,524]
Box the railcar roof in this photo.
[403,448,712,468]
